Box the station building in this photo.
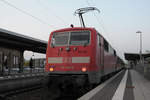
[0,28,47,75]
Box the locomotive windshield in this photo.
[52,32,69,46]
[70,31,90,45]
[51,31,90,46]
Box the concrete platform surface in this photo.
[78,69,150,100]
[131,70,150,100]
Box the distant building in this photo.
[33,58,46,68]
[0,47,23,75]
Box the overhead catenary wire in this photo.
[0,0,56,28]
[35,0,68,26]
[86,0,118,51]
[86,0,110,36]
[86,0,124,59]
[85,0,103,32]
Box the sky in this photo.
[0,0,150,60]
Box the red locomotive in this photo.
[45,27,122,86]
[45,7,123,87]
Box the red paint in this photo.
[45,27,119,76]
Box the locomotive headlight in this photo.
[49,67,54,72]
[82,67,87,72]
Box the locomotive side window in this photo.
[104,39,109,52]
[51,32,69,46]
[109,45,114,54]
[70,31,90,45]
[97,34,101,46]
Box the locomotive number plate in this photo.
[61,66,74,69]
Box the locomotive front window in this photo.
[70,31,90,45]
[52,32,69,46]
[51,31,90,47]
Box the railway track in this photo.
[53,70,122,100]
[0,70,123,100]
[0,84,43,100]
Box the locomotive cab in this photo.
[45,27,119,86]
[46,28,94,71]
[45,27,99,85]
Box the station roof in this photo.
[124,53,150,61]
[0,28,47,53]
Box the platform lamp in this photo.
[136,30,143,65]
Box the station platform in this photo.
[78,69,150,100]
[0,72,46,81]
[0,72,48,94]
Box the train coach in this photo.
[45,27,122,87]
